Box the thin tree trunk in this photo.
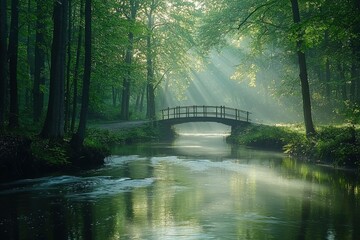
[120,0,138,120]
[139,86,145,113]
[65,0,72,133]
[324,31,331,99]
[8,0,19,129]
[135,92,140,112]
[120,35,133,120]
[70,0,83,133]
[290,0,316,136]
[33,0,46,122]
[146,6,156,119]
[325,58,331,98]
[41,0,68,139]
[26,0,34,108]
[0,0,8,129]
[71,0,91,148]
[112,86,117,106]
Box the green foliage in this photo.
[228,124,297,150]
[314,126,360,167]
[85,124,160,148]
[285,126,360,167]
[31,138,70,167]
[230,124,360,168]
[283,133,316,160]
[341,101,360,124]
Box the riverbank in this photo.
[227,124,360,169]
[0,123,167,182]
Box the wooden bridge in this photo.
[157,106,251,132]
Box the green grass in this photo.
[228,124,360,168]
[227,124,299,150]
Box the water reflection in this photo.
[0,134,360,239]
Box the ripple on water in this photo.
[0,175,155,201]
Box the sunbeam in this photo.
[162,47,300,125]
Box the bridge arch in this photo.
[156,106,252,133]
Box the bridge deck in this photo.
[160,106,251,124]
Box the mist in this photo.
[161,47,302,127]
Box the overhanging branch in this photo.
[237,1,277,30]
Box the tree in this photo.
[41,0,68,139]
[71,0,91,148]
[33,0,47,122]
[145,0,157,119]
[71,0,84,133]
[196,0,320,130]
[142,0,201,114]
[290,0,316,136]
[0,0,7,129]
[8,0,20,129]
[120,0,140,120]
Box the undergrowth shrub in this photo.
[230,124,360,168]
[313,126,359,166]
[228,124,297,150]
[31,138,70,167]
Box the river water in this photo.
[1,129,360,239]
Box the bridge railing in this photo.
[160,106,251,122]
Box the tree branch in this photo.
[154,67,171,90]
[237,1,277,30]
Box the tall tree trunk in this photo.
[8,0,19,129]
[26,0,34,109]
[120,33,133,120]
[290,0,316,136]
[33,0,46,122]
[64,0,72,133]
[71,0,91,148]
[146,5,156,119]
[120,0,138,120]
[41,0,68,139]
[70,0,84,133]
[0,0,8,129]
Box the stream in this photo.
[1,127,360,239]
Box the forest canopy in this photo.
[1,0,360,140]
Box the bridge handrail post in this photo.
[246,111,249,122]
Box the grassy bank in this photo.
[0,123,165,181]
[227,124,360,168]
